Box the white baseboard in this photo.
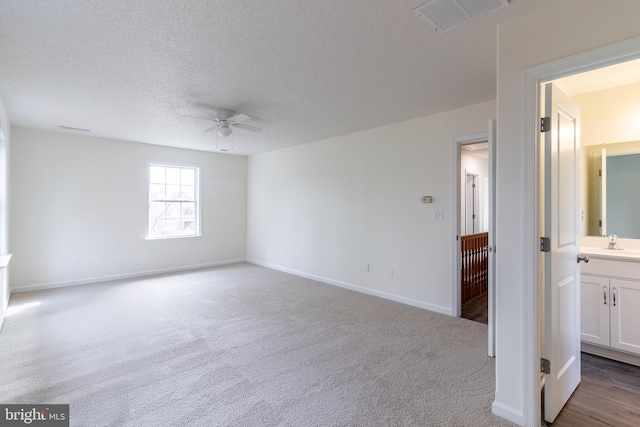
[581,342,640,367]
[12,258,454,318]
[492,400,523,426]
[247,259,452,316]
[10,259,247,293]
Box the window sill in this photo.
[145,234,203,242]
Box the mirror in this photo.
[583,140,640,238]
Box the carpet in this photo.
[0,263,514,426]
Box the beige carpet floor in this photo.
[0,263,514,426]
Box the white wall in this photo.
[460,150,488,234]
[247,101,495,315]
[0,95,11,329]
[573,82,640,147]
[10,127,247,290]
[495,1,640,425]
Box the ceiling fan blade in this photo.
[182,114,218,122]
[228,113,251,123]
[232,123,262,133]
[203,124,219,132]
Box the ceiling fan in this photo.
[195,109,262,137]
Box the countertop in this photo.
[580,247,640,262]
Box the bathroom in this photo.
[555,58,640,365]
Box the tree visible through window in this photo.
[148,163,200,238]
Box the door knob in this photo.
[577,254,589,263]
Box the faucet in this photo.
[608,233,621,250]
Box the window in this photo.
[147,163,200,239]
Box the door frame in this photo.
[453,131,487,318]
[452,125,495,357]
[521,36,640,427]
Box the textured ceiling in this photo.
[0,0,541,155]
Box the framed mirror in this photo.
[583,141,640,238]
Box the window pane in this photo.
[149,184,165,200]
[181,202,195,219]
[166,202,180,219]
[165,167,181,185]
[181,185,194,200]
[159,219,180,236]
[181,168,195,186]
[149,166,165,184]
[166,184,181,200]
[149,201,167,219]
[149,202,167,235]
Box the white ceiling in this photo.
[554,58,640,97]
[0,0,542,156]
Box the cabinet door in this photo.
[580,275,610,346]
[610,279,640,355]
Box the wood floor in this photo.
[461,292,488,324]
[550,352,640,426]
[461,291,640,426]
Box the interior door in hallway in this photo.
[542,82,582,423]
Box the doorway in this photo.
[453,121,496,357]
[522,37,640,427]
[540,57,640,424]
[461,145,489,324]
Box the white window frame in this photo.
[146,162,202,240]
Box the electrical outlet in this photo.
[433,209,444,220]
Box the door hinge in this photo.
[599,220,602,227]
[541,358,551,374]
[541,117,551,133]
[599,169,602,177]
[540,237,551,253]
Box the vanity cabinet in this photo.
[581,275,640,354]
[580,274,610,347]
[580,257,640,360]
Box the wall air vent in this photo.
[413,0,509,33]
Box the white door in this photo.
[543,83,582,423]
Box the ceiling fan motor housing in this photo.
[215,109,235,121]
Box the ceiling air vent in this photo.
[413,0,509,33]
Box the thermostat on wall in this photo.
[422,196,433,203]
